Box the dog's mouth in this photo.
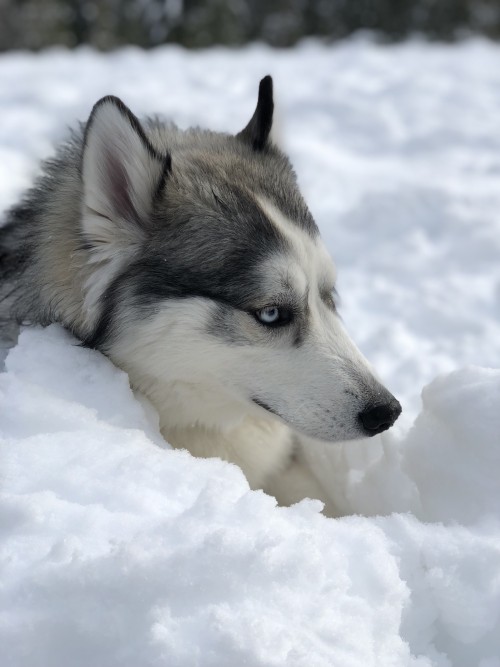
[251,397,281,419]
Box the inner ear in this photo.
[81,95,170,248]
[237,75,274,151]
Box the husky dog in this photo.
[0,76,401,513]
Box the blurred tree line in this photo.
[1,0,500,50]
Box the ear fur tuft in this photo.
[237,76,274,151]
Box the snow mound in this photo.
[403,367,500,524]
[1,326,500,667]
[305,367,500,526]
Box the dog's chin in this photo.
[250,398,368,443]
[297,429,374,445]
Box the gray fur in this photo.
[0,91,316,349]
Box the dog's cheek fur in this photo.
[102,295,384,443]
[107,298,258,432]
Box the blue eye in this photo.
[257,306,279,323]
[255,306,292,327]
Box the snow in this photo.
[1,39,500,666]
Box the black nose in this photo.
[358,401,402,436]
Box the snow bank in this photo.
[305,367,500,525]
[402,368,500,524]
[1,327,500,667]
[2,39,500,666]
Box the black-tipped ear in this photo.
[81,95,171,252]
[237,76,274,151]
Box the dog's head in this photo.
[80,77,401,441]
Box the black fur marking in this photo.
[288,294,309,348]
[237,75,274,151]
[252,397,281,418]
[2,83,319,349]
[293,325,305,348]
[82,95,167,167]
[81,289,116,350]
[83,186,291,350]
[153,154,173,205]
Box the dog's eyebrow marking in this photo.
[256,195,337,301]
[256,196,314,252]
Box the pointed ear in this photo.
[81,96,170,251]
[237,76,274,151]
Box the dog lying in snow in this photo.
[0,76,401,513]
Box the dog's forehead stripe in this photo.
[256,197,336,293]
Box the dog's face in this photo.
[80,79,401,442]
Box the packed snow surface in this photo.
[1,39,500,666]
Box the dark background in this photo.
[0,0,499,51]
